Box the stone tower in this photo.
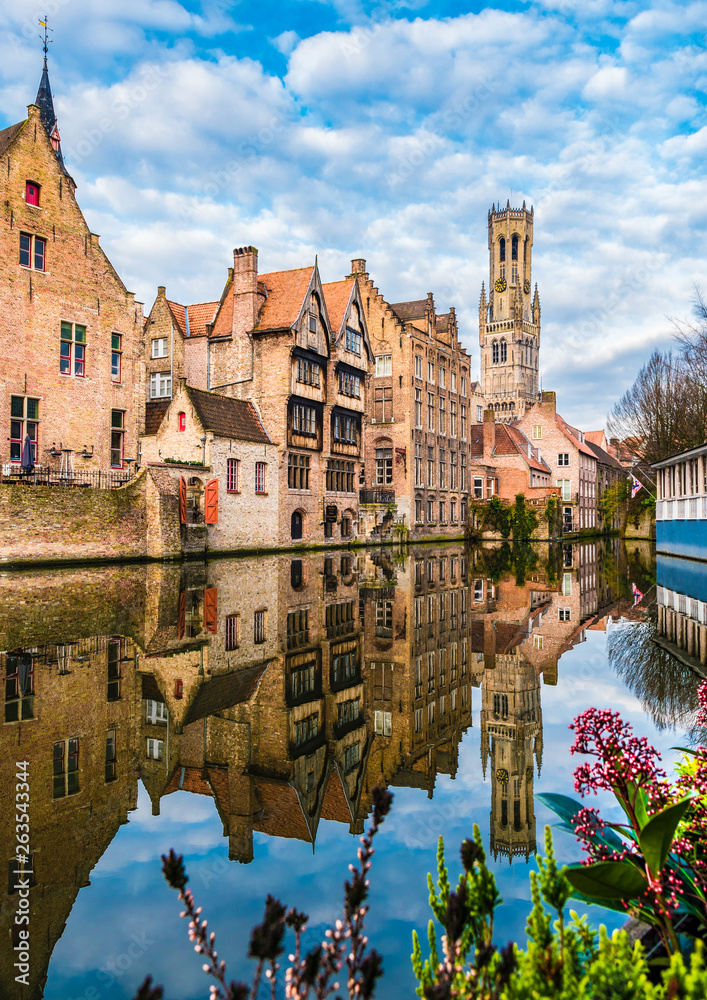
[479,202,541,422]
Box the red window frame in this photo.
[26,181,40,206]
[178,411,186,432]
[60,323,86,377]
[111,333,122,383]
[9,396,39,463]
[226,457,239,492]
[255,461,266,494]
[110,410,125,469]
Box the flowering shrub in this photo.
[539,680,707,956]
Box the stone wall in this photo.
[0,468,182,565]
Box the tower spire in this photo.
[34,17,66,170]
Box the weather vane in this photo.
[39,15,52,63]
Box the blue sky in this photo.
[1,0,706,427]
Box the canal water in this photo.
[1,539,702,1000]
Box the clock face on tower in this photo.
[494,278,507,293]
[524,279,531,294]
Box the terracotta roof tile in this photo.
[164,766,212,797]
[254,778,312,842]
[586,430,606,448]
[505,425,551,473]
[165,299,187,337]
[186,300,219,338]
[0,121,24,157]
[186,386,271,443]
[322,279,354,337]
[210,289,234,338]
[256,266,314,332]
[586,440,624,471]
[556,414,595,457]
[144,400,170,435]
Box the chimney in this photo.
[232,246,259,332]
[350,258,367,275]
[540,390,556,414]
[483,408,495,458]
[157,285,166,297]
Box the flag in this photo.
[632,582,644,606]
[631,474,643,499]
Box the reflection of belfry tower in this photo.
[479,202,541,422]
[480,654,543,863]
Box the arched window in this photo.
[501,402,507,412]
[525,339,530,365]
[494,402,500,411]
[499,237,505,263]
[178,411,186,432]
[291,510,303,539]
[524,237,529,262]
[492,340,499,364]
[510,401,515,411]
[511,235,519,261]
[500,340,507,363]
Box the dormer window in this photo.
[26,182,40,206]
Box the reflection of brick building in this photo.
[0,60,144,475]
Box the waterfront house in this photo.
[140,380,277,552]
[0,59,144,478]
[654,442,707,560]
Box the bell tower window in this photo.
[499,238,505,262]
[511,235,518,261]
[492,340,499,364]
[500,340,507,363]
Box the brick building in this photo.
[140,380,278,552]
[350,259,485,540]
[469,408,552,501]
[516,391,597,532]
[146,247,373,547]
[0,59,143,476]
[479,203,541,421]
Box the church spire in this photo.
[34,17,66,169]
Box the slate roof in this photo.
[183,662,268,725]
[0,121,23,157]
[390,299,428,321]
[436,313,450,332]
[586,440,624,471]
[144,400,171,435]
[256,266,314,332]
[322,279,354,337]
[186,386,271,443]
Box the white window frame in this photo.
[152,338,168,359]
[150,371,172,398]
[375,354,392,377]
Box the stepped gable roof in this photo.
[0,121,23,157]
[183,662,268,725]
[390,299,427,321]
[586,440,624,471]
[185,386,271,444]
[256,265,314,332]
[322,278,354,336]
[556,414,595,458]
[436,313,450,332]
[253,778,312,842]
[144,400,170,435]
[320,765,353,824]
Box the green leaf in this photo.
[565,861,648,900]
[624,781,649,829]
[538,793,627,851]
[638,796,695,874]
[671,746,699,757]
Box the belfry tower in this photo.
[479,202,540,421]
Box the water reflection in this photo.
[1,540,703,998]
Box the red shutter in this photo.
[204,587,217,633]
[178,591,186,639]
[179,477,187,525]
[204,478,219,524]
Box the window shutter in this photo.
[204,587,217,633]
[178,591,186,639]
[204,479,219,524]
[179,477,187,524]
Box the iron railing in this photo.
[1,466,137,489]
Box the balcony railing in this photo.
[1,465,137,490]
[360,488,395,504]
